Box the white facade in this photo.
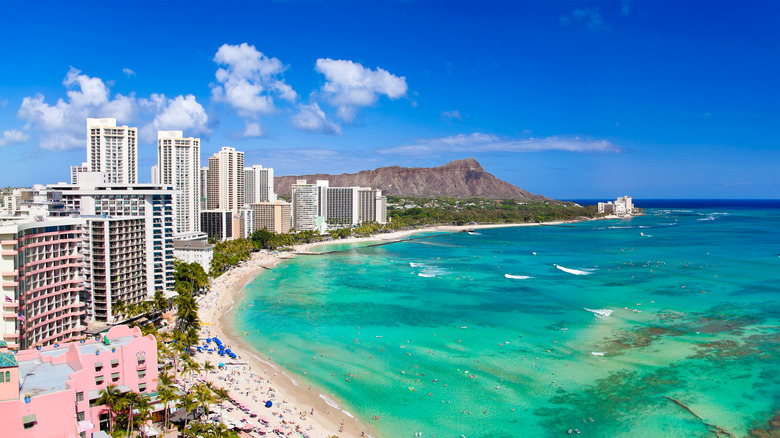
[199,167,208,211]
[85,118,138,184]
[244,165,276,204]
[358,188,387,224]
[70,162,88,185]
[173,238,213,276]
[157,131,201,234]
[326,187,359,227]
[598,196,634,216]
[48,177,177,297]
[291,180,328,232]
[81,216,146,323]
[207,147,244,212]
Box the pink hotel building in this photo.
[0,325,158,437]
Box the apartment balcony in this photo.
[1,250,18,256]
[2,281,19,287]
[1,271,17,278]
[2,301,17,309]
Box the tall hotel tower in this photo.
[85,118,138,184]
[244,165,276,204]
[206,147,244,211]
[157,131,201,233]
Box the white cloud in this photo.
[17,68,209,151]
[139,94,210,141]
[441,110,462,121]
[315,58,407,123]
[211,43,297,118]
[560,8,609,31]
[0,129,29,147]
[290,103,341,135]
[379,133,621,156]
[122,68,136,77]
[242,121,267,138]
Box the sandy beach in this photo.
[189,220,612,437]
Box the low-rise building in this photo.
[249,201,291,234]
[0,325,158,437]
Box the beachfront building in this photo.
[49,174,177,298]
[173,232,213,273]
[150,165,159,184]
[82,118,138,184]
[0,325,158,437]
[81,216,146,323]
[201,209,237,241]
[207,147,244,212]
[249,201,291,234]
[357,188,388,224]
[291,180,328,232]
[244,165,276,204]
[598,196,634,216]
[0,217,86,350]
[325,186,359,228]
[156,130,201,234]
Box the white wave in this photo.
[319,394,341,410]
[409,262,427,268]
[697,216,715,221]
[505,274,532,280]
[467,231,482,235]
[418,272,436,278]
[343,410,355,418]
[591,352,605,356]
[554,264,593,275]
[640,232,653,237]
[608,226,633,229]
[584,308,613,317]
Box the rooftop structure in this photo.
[0,325,158,437]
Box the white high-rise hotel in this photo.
[207,147,244,212]
[156,131,201,234]
[244,165,276,204]
[77,118,138,184]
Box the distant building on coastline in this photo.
[156,130,201,234]
[244,165,276,204]
[598,196,634,216]
[249,200,292,234]
[0,325,158,437]
[173,232,213,273]
[80,118,138,184]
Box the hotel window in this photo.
[111,359,119,368]
[138,370,146,379]
[138,383,146,392]
[22,414,36,429]
[76,391,83,402]
[111,372,120,382]
[95,375,104,385]
[94,362,103,372]
[77,411,85,421]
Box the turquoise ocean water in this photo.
[231,204,780,437]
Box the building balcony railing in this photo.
[2,301,18,309]
[1,250,18,256]
[1,271,17,278]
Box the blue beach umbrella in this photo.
[265,401,272,408]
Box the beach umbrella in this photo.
[218,362,225,367]
[206,338,211,343]
[264,400,273,408]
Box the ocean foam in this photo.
[409,262,427,268]
[591,352,605,356]
[319,394,341,409]
[505,274,532,279]
[584,308,613,317]
[554,264,592,275]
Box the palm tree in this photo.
[181,358,200,383]
[121,391,143,438]
[95,384,122,433]
[212,386,230,419]
[178,392,199,432]
[157,386,177,434]
[134,396,151,438]
[202,360,215,382]
[194,383,215,419]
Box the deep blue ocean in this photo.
[232,200,780,437]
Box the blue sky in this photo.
[0,1,778,199]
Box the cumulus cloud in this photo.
[315,58,407,123]
[242,121,266,138]
[441,110,462,121]
[290,103,341,135]
[211,43,297,117]
[16,67,208,150]
[560,8,609,31]
[139,94,210,141]
[122,68,136,77]
[379,133,621,156]
[0,129,29,147]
